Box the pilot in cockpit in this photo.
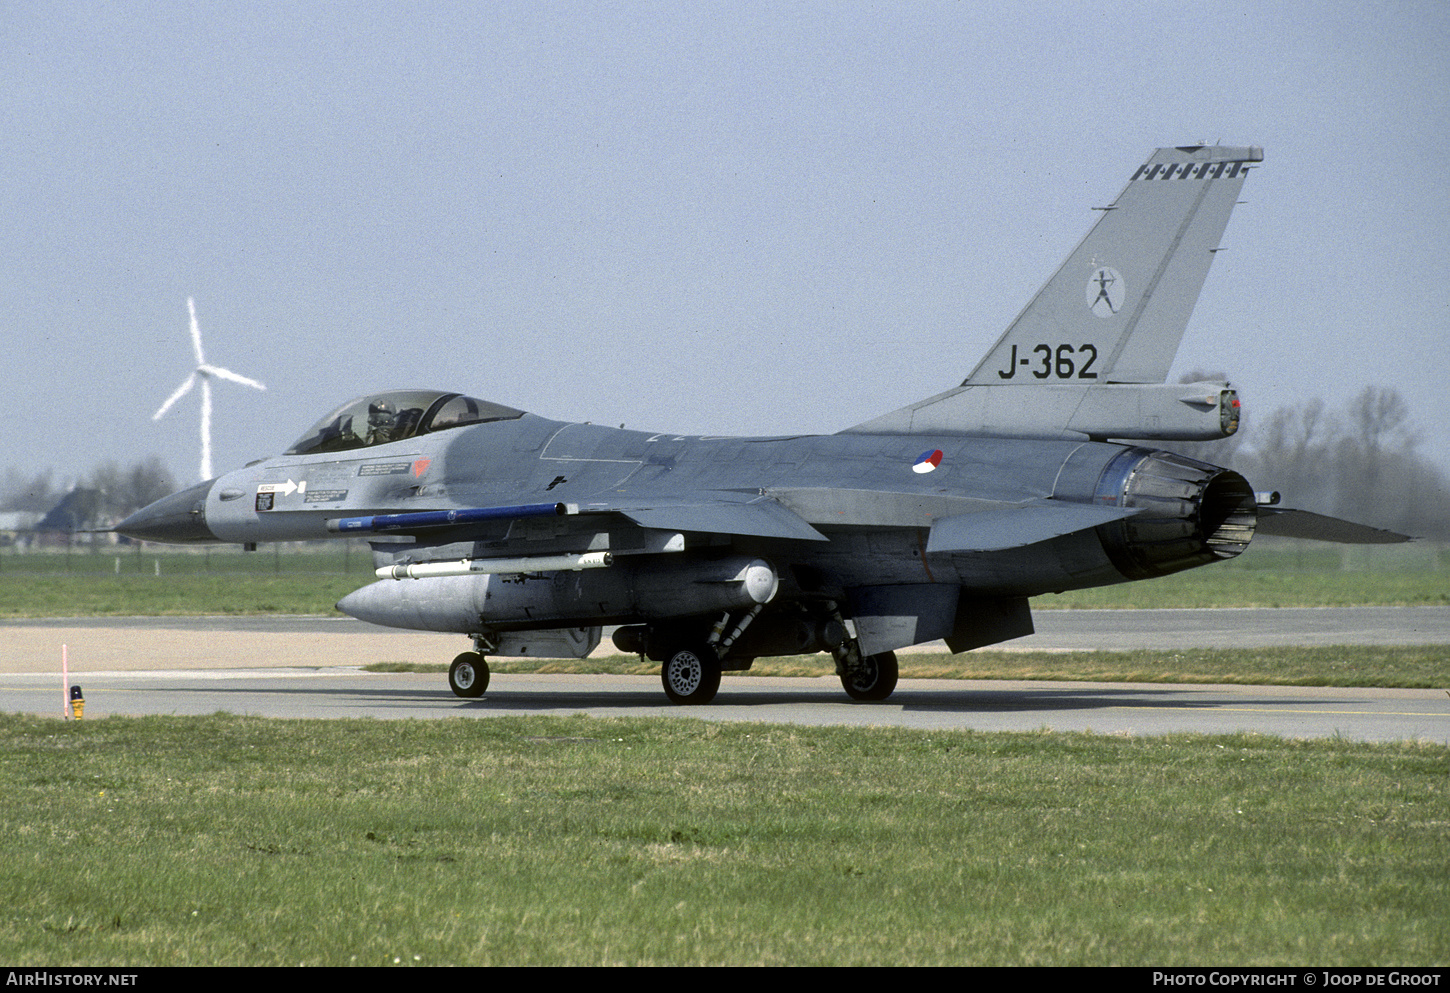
[366,400,401,445]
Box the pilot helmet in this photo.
[368,400,396,426]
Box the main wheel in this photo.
[660,644,721,705]
[841,650,898,701]
[448,652,489,698]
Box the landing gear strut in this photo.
[832,628,899,702]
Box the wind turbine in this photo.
[152,297,267,481]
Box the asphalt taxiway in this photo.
[2,608,1447,742]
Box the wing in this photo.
[601,492,828,542]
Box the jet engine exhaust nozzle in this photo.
[1096,449,1258,581]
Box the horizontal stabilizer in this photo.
[1255,508,1410,544]
[926,502,1140,554]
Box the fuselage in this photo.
[120,407,1256,610]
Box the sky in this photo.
[3,1,1448,492]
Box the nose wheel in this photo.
[448,652,490,698]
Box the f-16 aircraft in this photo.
[118,144,1407,705]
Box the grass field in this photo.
[2,713,1446,966]
[3,542,1446,966]
[5,539,1444,962]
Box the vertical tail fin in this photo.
[964,145,1261,386]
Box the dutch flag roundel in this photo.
[912,449,944,474]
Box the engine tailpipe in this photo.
[1094,449,1258,581]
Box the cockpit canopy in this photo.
[284,390,525,457]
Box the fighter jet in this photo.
[117,144,1407,705]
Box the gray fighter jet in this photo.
[117,144,1406,705]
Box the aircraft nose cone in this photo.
[116,479,219,544]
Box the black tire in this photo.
[841,650,898,701]
[449,652,489,698]
[660,644,722,705]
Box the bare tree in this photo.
[2,457,176,526]
[1241,397,1338,505]
[117,456,176,518]
[1333,386,1415,524]
[1233,386,1447,537]
[86,456,177,521]
[0,467,62,513]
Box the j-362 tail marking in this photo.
[966,144,1262,388]
[995,342,1099,381]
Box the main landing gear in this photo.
[838,650,899,702]
[447,610,902,706]
[659,643,723,705]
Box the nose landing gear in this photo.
[448,652,489,698]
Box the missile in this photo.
[377,551,613,580]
